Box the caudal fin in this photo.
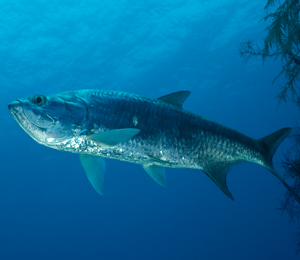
[260,127,300,205]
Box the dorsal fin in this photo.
[158,91,191,108]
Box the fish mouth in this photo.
[8,100,21,111]
[8,100,24,125]
[8,100,42,143]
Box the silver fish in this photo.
[7,89,298,202]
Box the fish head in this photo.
[8,91,88,146]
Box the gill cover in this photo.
[23,95,54,128]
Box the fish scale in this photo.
[74,90,264,169]
[8,89,299,203]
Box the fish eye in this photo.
[32,95,47,106]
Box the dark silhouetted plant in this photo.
[280,133,300,221]
[239,0,300,254]
[239,0,300,102]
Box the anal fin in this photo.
[142,164,166,187]
[203,161,241,200]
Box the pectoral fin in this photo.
[79,155,105,195]
[87,128,140,147]
[143,164,166,186]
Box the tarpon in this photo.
[7,89,299,203]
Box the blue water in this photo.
[0,0,298,259]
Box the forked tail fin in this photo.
[260,127,300,205]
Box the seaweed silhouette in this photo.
[239,0,300,254]
[280,130,300,221]
[279,120,300,255]
[239,0,300,102]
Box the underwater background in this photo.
[0,0,299,259]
